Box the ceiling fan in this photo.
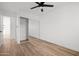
[30,2,54,12]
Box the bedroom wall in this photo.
[40,2,79,52]
[29,19,40,38]
[10,17,17,40]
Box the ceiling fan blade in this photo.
[41,2,45,4]
[31,5,40,9]
[43,4,54,7]
[35,2,40,4]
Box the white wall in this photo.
[40,2,79,52]
[16,17,20,43]
[10,16,21,43]
[10,16,20,43]
[10,17,17,40]
[29,20,40,38]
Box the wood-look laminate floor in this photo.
[0,36,79,56]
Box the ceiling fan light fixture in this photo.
[30,2,54,12]
[41,9,43,12]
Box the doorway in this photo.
[0,16,10,47]
[20,17,29,41]
[3,16,10,39]
[0,16,29,44]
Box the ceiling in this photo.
[1,2,77,20]
[0,2,55,20]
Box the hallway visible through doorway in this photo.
[3,16,10,39]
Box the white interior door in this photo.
[0,16,3,47]
[20,17,28,41]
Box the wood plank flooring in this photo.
[0,36,79,56]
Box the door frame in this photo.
[20,17,29,41]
